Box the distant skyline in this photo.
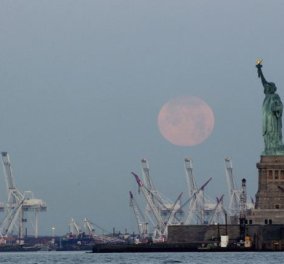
[1,0,284,235]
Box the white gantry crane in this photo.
[129,191,148,238]
[141,159,167,218]
[83,218,96,237]
[225,157,241,219]
[184,158,198,196]
[132,172,167,241]
[184,158,219,224]
[224,157,254,223]
[0,152,47,239]
[69,218,81,236]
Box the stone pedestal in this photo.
[247,156,284,224]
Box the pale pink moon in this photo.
[157,96,215,146]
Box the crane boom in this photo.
[224,158,241,218]
[184,158,198,195]
[1,152,24,204]
[225,157,237,195]
[129,191,148,236]
[83,218,95,236]
[141,159,167,212]
[69,218,81,236]
[132,172,166,235]
[141,159,154,191]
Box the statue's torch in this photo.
[256,58,263,77]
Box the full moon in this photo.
[157,96,215,146]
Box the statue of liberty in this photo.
[256,60,284,155]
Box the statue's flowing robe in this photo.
[262,93,283,152]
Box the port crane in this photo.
[0,152,47,239]
[83,218,96,236]
[141,159,155,195]
[184,158,198,196]
[69,218,81,236]
[184,158,216,224]
[224,158,254,223]
[1,152,26,240]
[129,191,149,238]
[224,157,241,219]
[132,172,167,240]
[140,159,160,225]
[82,218,126,243]
[68,218,93,238]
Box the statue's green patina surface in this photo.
[256,60,284,155]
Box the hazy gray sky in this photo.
[1,0,284,235]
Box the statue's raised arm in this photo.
[256,59,268,87]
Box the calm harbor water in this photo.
[0,251,284,264]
